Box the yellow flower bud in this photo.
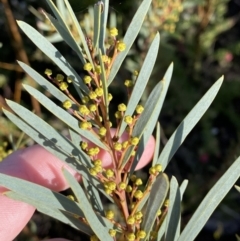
[63,100,72,109]
[119,182,127,190]
[105,169,114,178]
[136,104,144,114]
[118,103,126,112]
[149,166,157,175]
[117,41,126,52]
[155,164,162,172]
[95,65,101,74]
[109,27,118,37]
[56,74,64,81]
[130,137,139,146]
[124,115,133,124]
[99,127,107,136]
[89,104,97,112]
[80,141,88,150]
[115,111,122,119]
[126,232,135,241]
[84,75,92,84]
[106,210,114,219]
[79,105,90,115]
[134,190,143,199]
[109,229,116,237]
[82,96,90,103]
[108,93,113,101]
[126,185,132,193]
[83,63,93,71]
[135,178,143,186]
[59,82,68,91]
[95,87,103,97]
[67,76,73,83]
[137,230,146,239]
[113,142,122,151]
[124,79,133,87]
[44,68,52,76]
[89,91,97,100]
[135,211,143,220]
[127,216,135,225]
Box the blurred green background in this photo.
[1,0,240,240]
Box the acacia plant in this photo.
[1,0,240,241]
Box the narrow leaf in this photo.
[99,0,109,54]
[23,84,107,150]
[158,76,224,171]
[178,155,240,241]
[0,173,85,218]
[63,169,113,241]
[93,2,102,49]
[3,101,112,203]
[63,0,94,67]
[152,122,160,166]
[17,20,88,97]
[6,191,93,235]
[165,176,181,241]
[44,13,86,64]
[118,33,160,137]
[108,0,152,84]
[141,173,169,241]
[157,179,188,241]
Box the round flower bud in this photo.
[109,27,118,37]
[130,137,139,146]
[95,87,103,97]
[126,232,135,241]
[136,105,144,114]
[126,185,132,193]
[95,65,101,74]
[45,68,52,76]
[106,210,114,219]
[109,229,116,237]
[108,93,113,101]
[63,100,72,109]
[84,75,92,84]
[155,164,162,172]
[115,111,122,119]
[119,182,127,190]
[137,230,146,239]
[135,178,143,186]
[82,96,90,103]
[59,82,68,91]
[56,74,64,81]
[80,141,88,150]
[105,169,114,178]
[127,216,135,225]
[113,142,122,151]
[89,91,97,100]
[124,115,133,124]
[99,127,107,136]
[134,190,143,199]
[79,105,90,115]
[149,166,157,175]
[134,211,143,220]
[118,103,126,112]
[83,63,93,71]
[124,79,133,87]
[117,41,126,52]
[67,76,73,83]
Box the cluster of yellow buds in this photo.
[148,0,183,34]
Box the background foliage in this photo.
[0,0,240,240]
